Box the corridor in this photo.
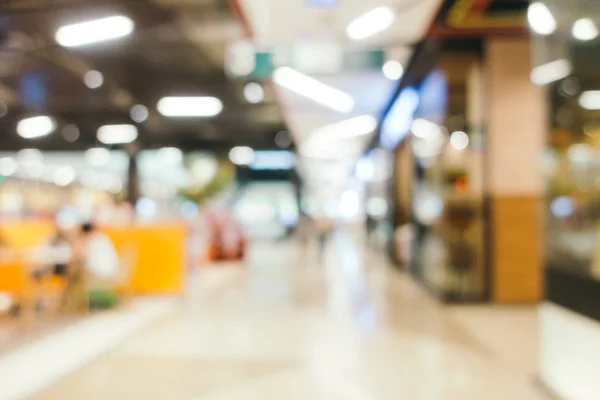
[11,237,545,399]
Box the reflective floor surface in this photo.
[7,234,549,399]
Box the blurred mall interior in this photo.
[0,0,598,399]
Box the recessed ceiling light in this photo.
[450,131,469,150]
[84,70,103,89]
[17,116,56,139]
[244,82,264,104]
[61,124,80,142]
[347,7,395,41]
[530,59,572,85]
[130,104,149,123]
[382,60,404,80]
[157,96,223,118]
[97,124,138,144]
[579,91,600,110]
[573,18,599,41]
[527,2,556,35]
[55,15,135,47]
[273,67,354,113]
[229,146,255,166]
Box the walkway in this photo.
[9,235,547,399]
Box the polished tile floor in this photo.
[29,235,547,400]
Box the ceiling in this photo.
[237,0,442,189]
[0,0,287,152]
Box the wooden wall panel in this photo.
[491,196,543,303]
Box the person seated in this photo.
[62,222,120,313]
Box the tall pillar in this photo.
[126,148,140,205]
[486,38,546,303]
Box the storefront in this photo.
[534,1,600,398]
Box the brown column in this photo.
[486,38,546,303]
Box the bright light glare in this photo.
[84,70,103,89]
[136,197,157,219]
[243,82,264,103]
[411,119,445,141]
[53,166,76,187]
[450,131,469,150]
[550,196,575,218]
[84,147,110,166]
[340,190,360,219]
[158,147,183,165]
[573,18,599,41]
[0,157,17,176]
[579,91,600,110]
[97,124,138,144]
[130,104,149,123]
[229,146,255,165]
[347,7,395,40]
[312,115,377,140]
[527,2,556,35]
[366,197,388,218]
[273,67,354,113]
[55,15,135,47]
[356,156,375,182]
[531,59,572,86]
[157,96,223,117]
[17,116,55,139]
[382,60,404,80]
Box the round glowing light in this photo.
[527,2,556,36]
[130,104,149,123]
[158,147,183,165]
[275,130,293,149]
[53,166,76,187]
[550,196,575,218]
[573,18,599,41]
[229,146,255,166]
[85,147,110,167]
[366,197,388,218]
[0,157,17,176]
[84,70,104,89]
[382,60,404,80]
[62,124,80,142]
[450,131,469,150]
[244,82,264,104]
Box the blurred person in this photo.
[315,214,333,263]
[64,222,120,312]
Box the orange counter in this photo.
[0,220,187,295]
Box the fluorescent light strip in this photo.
[55,15,135,47]
[531,59,572,86]
[312,115,377,139]
[579,91,600,110]
[347,6,395,41]
[17,116,55,139]
[527,2,556,36]
[273,67,354,113]
[157,96,223,117]
[97,124,138,144]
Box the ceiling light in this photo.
[157,96,223,118]
[61,124,80,142]
[273,66,354,113]
[84,147,110,166]
[450,131,469,150]
[243,82,264,103]
[382,60,404,80]
[311,115,377,140]
[158,147,183,165]
[527,2,556,35]
[347,7,395,41]
[531,59,572,85]
[573,18,599,41]
[55,15,135,47]
[53,166,76,187]
[130,104,149,123]
[17,116,55,139]
[97,124,138,144]
[84,70,103,89]
[579,91,600,110]
[229,146,255,165]
[0,157,17,176]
